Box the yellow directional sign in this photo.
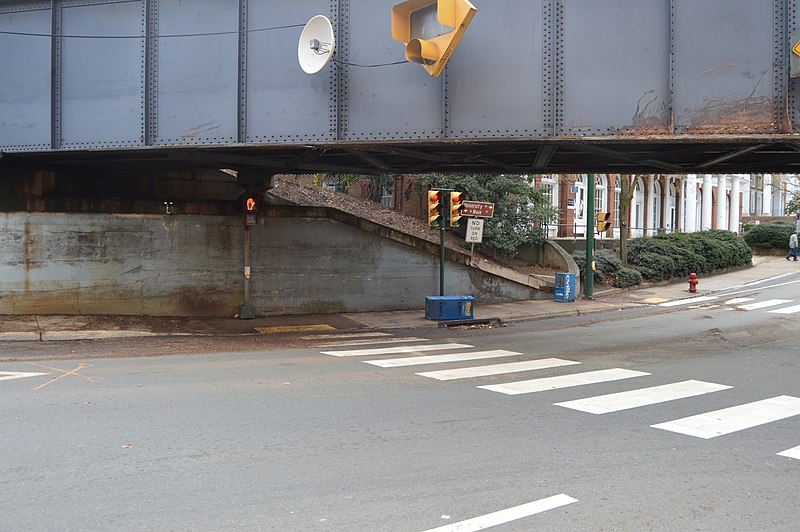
[793,40,800,57]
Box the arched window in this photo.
[649,179,661,236]
[595,174,607,214]
[540,175,560,238]
[633,177,645,237]
[666,178,676,232]
[614,176,621,238]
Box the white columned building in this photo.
[702,174,714,230]
[685,175,698,232]
[730,175,741,233]
[716,175,728,230]
[763,174,773,215]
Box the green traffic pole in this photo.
[584,173,595,299]
[439,225,445,296]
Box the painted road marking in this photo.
[0,371,50,382]
[321,343,473,357]
[422,493,578,532]
[366,350,521,369]
[416,358,580,381]
[478,368,650,396]
[641,297,669,304]
[315,337,428,348]
[660,296,718,307]
[737,299,792,311]
[300,332,392,340]
[555,380,732,414]
[255,324,335,334]
[724,297,754,305]
[652,395,800,439]
[769,304,800,315]
[777,445,800,460]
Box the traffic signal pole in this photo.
[584,173,595,299]
[439,224,446,296]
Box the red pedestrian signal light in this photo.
[449,191,464,227]
[246,197,257,211]
[428,190,443,227]
[244,196,258,226]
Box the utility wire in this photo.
[333,58,409,68]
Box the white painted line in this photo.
[366,350,521,368]
[652,395,800,439]
[659,296,718,307]
[724,297,754,305]
[769,304,800,315]
[300,332,393,340]
[315,337,428,348]
[555,380,732,414]
[777,445,800,460]
[321,343,473,357]
[422,493,578,532]
[478,368,650,396]
[416,358,580,381]
[0,371,50,382]
[737,299,792,311]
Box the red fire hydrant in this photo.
[688,272,699,293]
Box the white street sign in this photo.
[0,371,50,382]
[466,218,484,243]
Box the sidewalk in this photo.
[1,256,797,342]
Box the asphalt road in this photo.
[2,276,800,531]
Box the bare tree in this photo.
[618,174,635,264]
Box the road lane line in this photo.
[416,358,580,381]
[652,395,800,439]
[769,304,800,315]
[777,445,800,460]
[659,296,718,307]
[366,350,521,368]
[478,368,650,396]
[422,493,578,532]
[321,343,472,357]
[315,337,428,348]
[737,299,792,311]
[0,371,50,382]
[555,380,732,414]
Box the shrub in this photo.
[611,267,643,288]
[628,231,751,281]
[742,222,795,250]
[572,250,641,288]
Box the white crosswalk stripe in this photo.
[736,299,792,311]
[660,296,718,307]
[652,395,800,439]
[478,368,650,396]
[416,358,580,381]
[366,350,521,368]
[724,297,754,305]
[321,343,472,357]
[301,332,393,340]
[554,380,732,414]
[777,445,800,460]
[769,304,800,314]
[315,337,428,348]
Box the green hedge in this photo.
[572,231,752,286]
[627,231,751,280]
[573,250,643,288]
[742,222,795,249]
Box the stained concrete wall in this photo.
[0,209,539,317]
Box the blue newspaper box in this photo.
[425,296,475,320]
[554,273,576,302]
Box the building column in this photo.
[716,175,728,230]
[646,174,655,235]
[685,175,698,232]
[763,174,773,215]
[741,175,751,216]
[729,175,741,233]
[702,174,713,229]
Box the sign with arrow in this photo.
[0,371,50,382]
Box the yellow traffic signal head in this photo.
[391,0,477,77]
[428,190,443,227]
[596,212,611,233]
[449,191,464,227]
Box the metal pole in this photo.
[584,173,595,299]
[244,227,250,303]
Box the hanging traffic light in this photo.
[391,0,478,77]
[449,191,464,227]
[428,190,443,227]
[596,212,611,233]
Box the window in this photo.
[595,174,607,214]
